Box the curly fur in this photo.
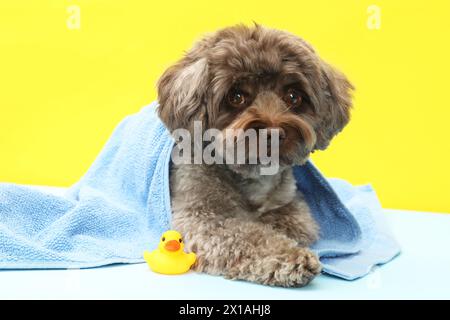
[157,24,353,287]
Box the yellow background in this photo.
[1,1,449,212]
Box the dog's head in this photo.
[157,24,353,166]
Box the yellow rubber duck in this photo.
[143,230,196,275]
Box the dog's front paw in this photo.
[225,246,322,287]
[266,248,322,287]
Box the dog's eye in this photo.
[283,88,302,108]
[227,89,247,107]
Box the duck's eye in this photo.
[161,237,165,242]
[179,239,182,243]
[227,89,247,107]
[283,88,302,108]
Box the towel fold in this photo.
[0,102,400,279]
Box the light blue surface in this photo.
[0,103,399,279]
[0,207,448,299]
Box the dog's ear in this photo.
[157,56,209,131]
[314,61,354,150]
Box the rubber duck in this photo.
[143,230,196,275]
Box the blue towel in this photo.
[0,102,400,280]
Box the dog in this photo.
[156,24,353,287]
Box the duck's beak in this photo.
[164,240,180,252]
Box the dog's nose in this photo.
[266,127,286,144]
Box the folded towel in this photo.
[0,102,400,279]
